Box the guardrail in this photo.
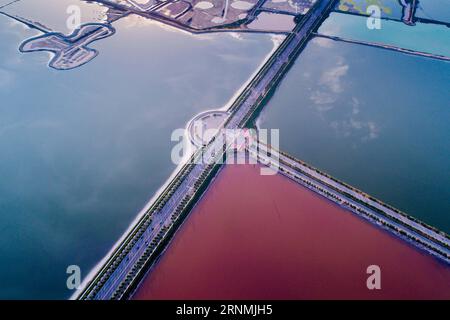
[249,142,450,262]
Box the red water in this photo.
[134,164,450,299]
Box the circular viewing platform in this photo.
[187,110,229,147]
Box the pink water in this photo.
[134,164,450,299]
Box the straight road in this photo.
[78,0,341,300]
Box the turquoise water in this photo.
[319,12,450,57]
[0,13,275,298]
[335,0,450,24]
[416,0,450,24]
[257,37,450,233]
[335,0,404,19]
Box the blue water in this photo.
[0,13,275,298]
[319,12,450,57]
[416,0,450,24]
[257,37,450,233]
[335,0,450,24]
[335,0,404,19]
[0,0,107,32]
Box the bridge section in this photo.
[75,0,361,300]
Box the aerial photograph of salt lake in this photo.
[0,0,449,305]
